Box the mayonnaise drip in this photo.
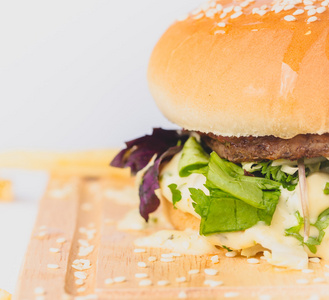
[159,151,329,269]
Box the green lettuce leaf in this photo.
[178,136,209,177]
[246,161,299,191]
[206,152,280,209]
[324,182,329,195]
[285,208,329,254]
[190,187,280,235]
[168,183,182,207]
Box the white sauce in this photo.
[117,208,172,231]
[159,152,329,269]
[134,229,218,255]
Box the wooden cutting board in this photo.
[13,171,329,300]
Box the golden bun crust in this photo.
[161,195,200,231]
[148,0,329,139]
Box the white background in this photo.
[0,0,203,294]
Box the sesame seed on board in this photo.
[204,268,218,276]
[139,279,152,286]
[157,280,170,286]
[47,264,60,269]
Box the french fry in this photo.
[0,150,130,178]
[0,289,11,300]
[0,180,13,202]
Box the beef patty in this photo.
[201,133,329,163]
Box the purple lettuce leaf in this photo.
[110,128,187,175]
[139,146,183,221]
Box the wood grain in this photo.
[13,174,329,300]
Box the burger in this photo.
[111,0,329,269]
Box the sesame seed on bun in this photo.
[148,0,329,139]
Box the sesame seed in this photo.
[178,291,187,299]
[321,1,329,6]
[78,239,89,247]
[75,279,84,286]
[304,0,313,5]
[176,277,187,283]
[204,268,218,276]
[259,295,272,300]
[114,276,126,283]
[214,30,226,35]
[188,269,200,275]
[256,10,268,16]
[225,251,237,258]
[206,10,215,18]
[274,6,284,13]
[284,15,296,21]
[204,279,223,287]
[313,277,325,283]
[56,237,66,244]
[148,256,157,262]
[216,4,223,11]
[304,5,316,10]
[224,292,240,298]
[211,255,219,263]
[209,1,217,8]
[191,8,202,15]
[139,279,152,286]
[104,278,114,285]
[240,1,250,7]
[247,258,260,264]
[302,269,314,273]
[307,8,316,15]
[261,4,268,10]
[171,253,182,257]
[317,7,326,13]
[157,280,170,286]
[252,7,260,14]
[296,278,309,284]
[77,287,86,293]
[161,253,173,258]
[137,262,147,268]
[234,6,242,11]
[309,295,320,300]
[160,257,174,262]
[47,264,59,269]
[220,12,227,18]
[309,257,321,263]
[293,9,304,15]
[134,249,146,253]
[135,273,148,279]
[49,248,60,253]
[34,287,45,295]
[284,4,295,10]
[224,5,234,13]
[305,30,312,35]
[231,11,243,19]
[37,231,47,238]
[74,272,87,279]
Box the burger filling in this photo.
[111,128,329,269]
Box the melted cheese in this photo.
[160,152,329,269]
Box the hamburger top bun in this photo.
[148,0,329,139]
